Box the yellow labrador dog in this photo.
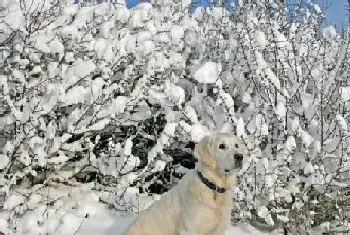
[122,133,245,235]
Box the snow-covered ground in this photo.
[0,185,273,235]
[74,210,270,235]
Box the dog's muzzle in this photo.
[221,153,244,173]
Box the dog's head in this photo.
[194,133,246,175]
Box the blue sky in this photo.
[316,0,348,27]
[125,0,348,27]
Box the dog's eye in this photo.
[219,143,226,149]
[234,143,239,148]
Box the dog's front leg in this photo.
[178,203,218,235]
[178,209,203,235]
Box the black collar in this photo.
[197,170,227,194]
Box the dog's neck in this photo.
[196,164,235,192]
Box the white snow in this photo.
[94,38,107,59]
[275,102,286,119]
[300,92,314,109]
[254,30,267,48]
[19,150,31,166]
[123,138,133,156]
[336,114,348,131]
[33,35,51,53]
[184,30,197,46]
[0,0,8,8]
[163,122,177,137]
[4,194,25,210]
[257,206,274,226]
[49,39,65,60]
[171,25,185,42]
[242,92,251,104]
[65,59,96,83]
[164,80,186,106]
[276,31,287,48]
[194,61,222,84]
[322,26,337,40]
[299,129,315,148]
[110,96,128,115]
[0,215,9,234]
[184,105,199,123]
[55,213,82,234]
[72,210,270,235]
[285,136,296,152]
[313,4,322,14]
[151,160,167,173]
[4,7,24,32]
[255,51,281,89]
[341,86,350,102]
[236,117,246,138]
[0,154,9,170]
[310,68,320,79]
[191,123,212,142]
[304,162,315,176]
[62,86,87,105]
[291,117,300,133]
[86,118,111,132]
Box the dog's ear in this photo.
[194,135,214,162]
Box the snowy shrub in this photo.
[1,0,350,234]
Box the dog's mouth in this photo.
[223,161,243,174]
[223,167,236,174]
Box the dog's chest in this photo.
[193,191,231,234]
[213,192,231,218]
[182,172,233,234]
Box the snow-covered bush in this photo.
[1,0,350,234]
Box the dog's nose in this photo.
[234,154,243,162]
